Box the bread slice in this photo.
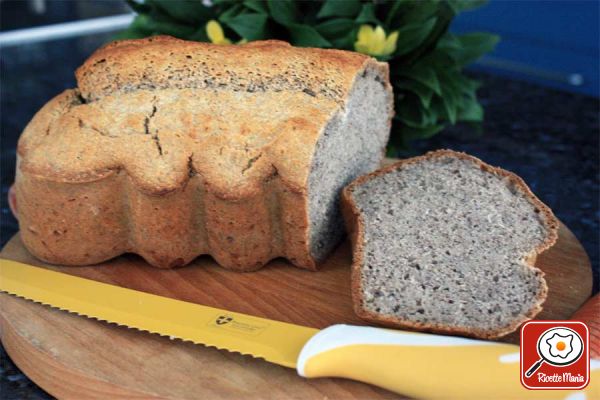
[341,150,559,338]
[16,36,393,270]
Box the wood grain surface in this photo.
[0,220,593,399]
[572,294,600,358]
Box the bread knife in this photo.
[1,259,597,399]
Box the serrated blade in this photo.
[0,259,318,368]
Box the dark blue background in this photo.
[452,0,599,96]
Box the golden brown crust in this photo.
[341,149,559,339]
[76,36,371,103]
[16,155,313,271]
[19,36,388,195]
[16,36,392,270]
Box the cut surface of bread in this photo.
[342,150,559,338]
[16,36,393,270]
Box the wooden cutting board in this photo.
[0,221,593,399]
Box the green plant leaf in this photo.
[149,0,213,25]
[394,0,439,26]
[400,123,445,141]
[423,45,461,68]
[223,13,269,40]
[458,98,484,121]
[439,32,474,60]
[219,3,245,23]
[187,26,210,42]
[442,94,458,124]
[459,77,482,100]
[243,0,268,14]
[395,64,442,96]
[317,0,361,18]
[437,32,462,51]
[431,92,459,125]
[395,79,435,108]
[315,18,355,38]
[399,2,454,65]
[131,13,196,38]
[437,69,464,124]
[330,26,358,49]
[442,72,482,99]
[125,0,152,15]
[384,0,407,27]
[394,17,437,56]
[287,24,332,47]
[447,0,488,13]
[355,3,380,25]
[397,94,438,128]
[452,32,500,64]
[268,0,297,26]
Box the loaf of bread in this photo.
[16,36,393,270]
[341,150,558,338]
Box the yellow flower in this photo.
[206,20,247,45]
[354,25,398,57]
[206,20,231,44]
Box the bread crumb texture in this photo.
[343,150,558,338]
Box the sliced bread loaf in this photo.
[341,150,559,338]
[16,36,393,270]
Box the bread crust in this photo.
[341,149,559,339]
[16,36,393,270]
[76,37,372,103]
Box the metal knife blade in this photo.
[0,258,318,368]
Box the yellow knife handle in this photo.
[296,325,598,399]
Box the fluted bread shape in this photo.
[16,36,393,270]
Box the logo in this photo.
[208,314,268,336]
[521,321,589,390]
[215,315,233,325]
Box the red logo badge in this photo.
[521,321,589,389]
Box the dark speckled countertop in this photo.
[0,35,598,398]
